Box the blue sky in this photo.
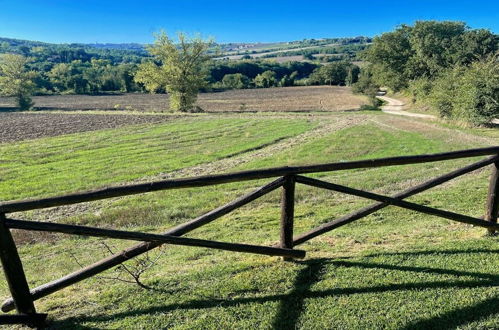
[0,0,498,44]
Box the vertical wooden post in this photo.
[485,161,499,235]
[0,214,36,315]
[280,175,295,260]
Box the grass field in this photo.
[0,86,498,329]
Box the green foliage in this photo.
[428,56,499,125]
[365,21,498,91]
[365,20,498,125]
[0,38,147,95]
[222,73,250,89]
[0,36,370,95]
[364,24,412,90]
[279,71,298,87]
[345,65,360,86]
[352,66,380,107]
[134,32,213,112]
[0,54,36,109]
[308,62,359,86]
[206,60,318,86]
[408,77,434,104]
[258,42,370,61]
[303,53,316,60]
[409,21,467,77]
[254,70,276,88]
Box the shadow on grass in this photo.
[50,250,499,329]
[402,296,498,330]
[363,248,499,259]
[271,259,327,329]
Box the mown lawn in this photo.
[0,113,497,329]
[0,117,315,200]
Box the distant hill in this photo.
[85,43,146,51]
[0,36,371,55]
[0,37,147,53]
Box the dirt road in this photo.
[377,95,436,119]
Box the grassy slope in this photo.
[0,113,498,329]
[0,117,314,200]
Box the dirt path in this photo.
[377,95,436,119]
[377,95,499,124]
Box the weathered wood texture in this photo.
[0,214,36,315]
[2,150,499,315]
[485,161,499,235]
[292,156,498,245]
[2,147,498,213]
[4,218,305,259]
[296,176,499,229]
[280,176,295,260]
[1,178,284,312]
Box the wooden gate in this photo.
[1,146,498,327]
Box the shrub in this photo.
[408,77,433,104]
[428,56,498,125]
[253,70,276,88]
[352,67,380,107]
[222,73,250,89]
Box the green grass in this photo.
[0,113,497,329]
[0,117,315,200]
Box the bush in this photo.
[253,70,276,88]
[454,57,499,125]
[428,56,498,125]
[408,77,433,104]
[17,94,34,110]
[352,67,380,107]
[222,73,250,89]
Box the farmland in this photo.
[0,86,498,329]
[0,86,367,113]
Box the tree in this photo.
[455,29,498,65]
[134,32,213,112]
[346,65,360,85]
[364,24,413,90]
[48,61,88,94]
[308,62,355,86]
[352,66,380,107]
[429,56,499,125]
[409,21,466,77]
[222,73,250,89]
[0,54,36,110]
[364,21,498,91]
[253,70,276,88]
[279,71,298,87]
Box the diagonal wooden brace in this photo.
[295,176,499,230]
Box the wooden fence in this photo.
[1,146,498,327]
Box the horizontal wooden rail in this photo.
[0,313,47,326]
[4,218,305,259]
[2,149,499,317]
[293,155,499,245]
[1,177,284,312]
[2,146,498,213]
[296,176,499,230]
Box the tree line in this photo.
[354,20,498,125]
[0,33,360,111]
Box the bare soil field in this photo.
[0,86,367,113]
[0,112,175,142]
